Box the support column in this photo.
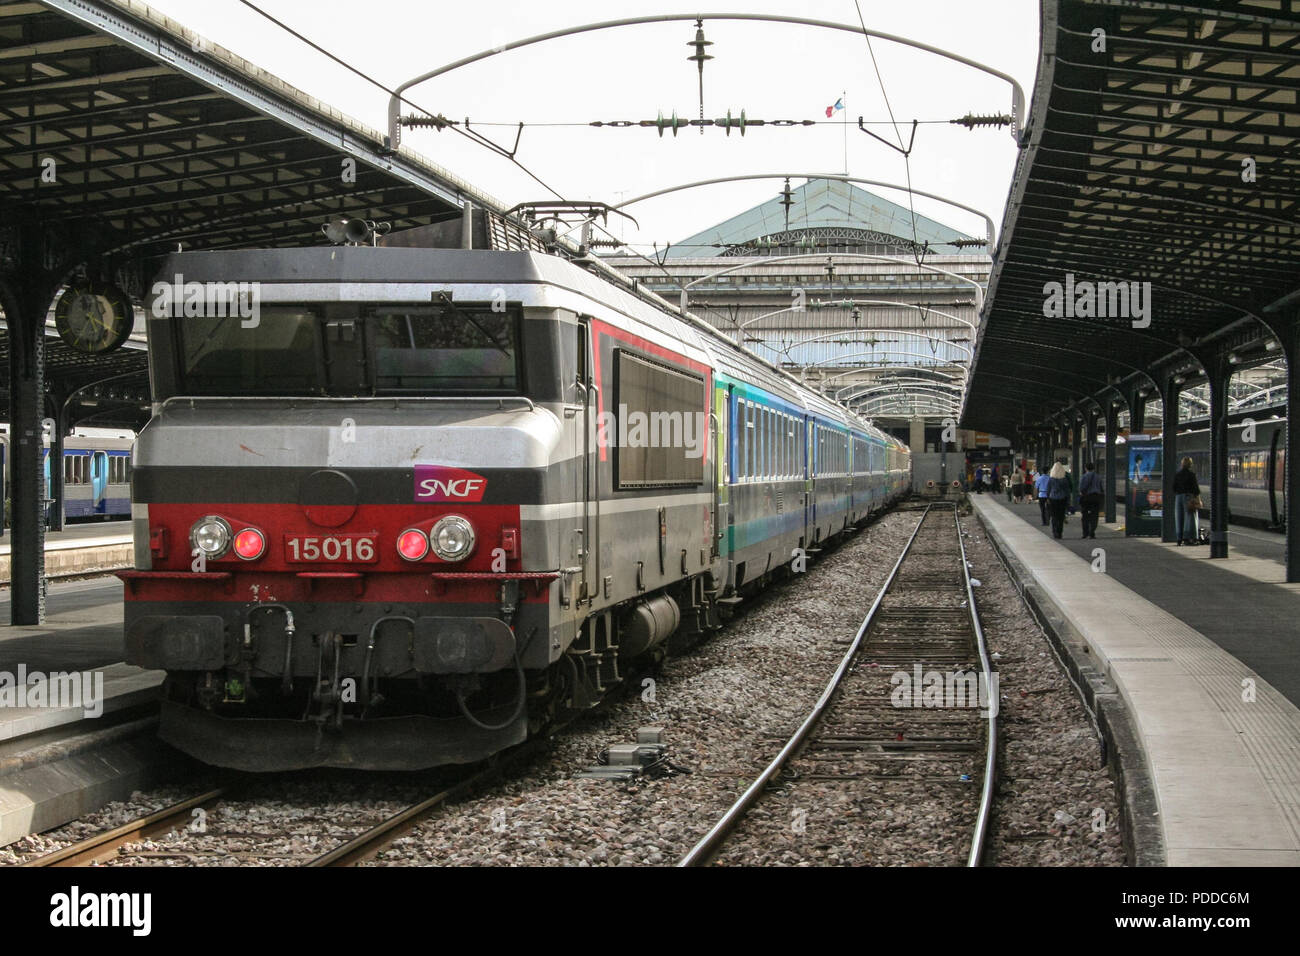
[909,416,925,454]
[1127,387,1147,437]
[1206,360,1231,559]
[1070,417,1082,507]
[1160,376,1180,543]
[1104,401,1119,524]
[0,272,48,625]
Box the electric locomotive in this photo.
[123,214,910,770]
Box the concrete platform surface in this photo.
[0,521,132,555]
[972,494,1300,866]
[987,493,1300,706]
[0,662,161,745]
[0,578,125,673]
[0,522,133,582]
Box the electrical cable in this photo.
[235,0,568,201]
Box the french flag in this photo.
[825,97,843,118]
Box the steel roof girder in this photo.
[37,0,468,210]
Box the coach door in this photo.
[1268,427,1282,527]
[91,451,109,514]
[577,317,599,604]
[805,418,815,543]
[712,386,727,562]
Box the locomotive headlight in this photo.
[430,515,475,562]
[191,516,232,558]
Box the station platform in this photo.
[0,577,125,674]
[0,575,165,848]
[971,494,1300,866]
[0,522,132,582]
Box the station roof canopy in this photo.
[0,0,498,258]
[667,178,978,257]
[962,0,1300,440]
[1,0,503,428]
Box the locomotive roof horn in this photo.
[322,218,391,246]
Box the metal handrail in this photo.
[157,394,536,412]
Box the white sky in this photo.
[143,0,1041,250]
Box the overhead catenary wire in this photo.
[235,0,569,202]
[853,0,927,267]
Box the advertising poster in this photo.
[1125,439,1163,536]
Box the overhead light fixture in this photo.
[1265,339,1279,352]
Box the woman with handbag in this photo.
[1172,456,1201,546]
[1047,461,1071,539]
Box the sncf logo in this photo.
[414,465,488,502]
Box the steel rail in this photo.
[306,727,561,867]
[676,504,934,867]
[22,788,227,867]
[953,507,998,867]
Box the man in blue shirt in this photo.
[1034,469,1051,526]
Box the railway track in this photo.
[20,789,228,867]
[678,501,998,866]
[19,728,558,867]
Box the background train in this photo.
[0,429,133,526]
[1091,415,1286,528]
[122,225,911,771]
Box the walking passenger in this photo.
[1047,461,1070,539]
[1172,456,1201,546]
[1010,466,1025,503]
[1078,461,1104,539]
[1035,468,1051,525]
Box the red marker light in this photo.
[233,527,265,560]
[397,529,429,561]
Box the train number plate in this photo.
[284,534,378,563]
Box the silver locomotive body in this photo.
[124,245,909,770]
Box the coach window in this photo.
[742,402,752,479]
[762,408,769,478]
[759,405,769,476]
[736,400,746,480]
[743,401,753,480]
[782,416,790,477]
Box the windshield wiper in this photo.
[434,291,511,356]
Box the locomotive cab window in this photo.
[177,308,321,394]
[369,305,520,393]
[174,303,521,396]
